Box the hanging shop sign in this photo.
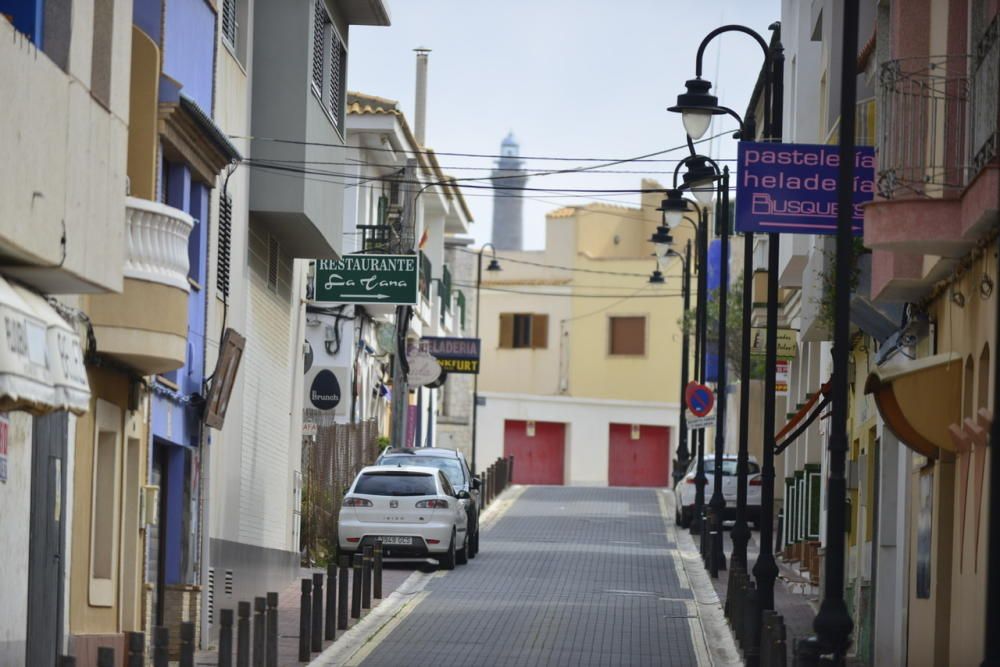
[313,255,419,305]
[305,366,346,411]
[405,348,443,387]
[750,328,798,358]
[735,142,876,235]
[776,359,790,396]
[422,336,481,374]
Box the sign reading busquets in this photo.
[422,337,481,374]
[313,254,419,305]
[736,142,876,235]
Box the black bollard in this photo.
[351,554,362,619]
[180,621,195,667]
[793,637,822,667]
[311,572,324,652]
[126,631,144,667]
[152,626,169,667]
[219,608,235,667]
[325,561,337,640]
[338,555,350,630]
[97,647,114,667]
[266,592,279,667]
[237,601,251,667]
[742,583,761,667]
[298,579,312,662]
[58,657,76,667]
[373,539,383,600]
[362,546,373,610]
[509,456,515,484]
[252,597,265,667]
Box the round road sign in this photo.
[685,382,715,417]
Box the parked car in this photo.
[338,465,471,569]
[376,447,482,557]
[674,454,762,528]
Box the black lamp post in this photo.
[471,244,501,475]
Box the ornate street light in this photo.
[471,244,501,474]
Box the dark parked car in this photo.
[376,447,482,556]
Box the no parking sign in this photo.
[685,382,716,430]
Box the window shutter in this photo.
[221,0,238,47]
[610,316,646,355]
[217,192,233,300]
[499,314,514,349]
[311,1,326,93]
[329,32,346,128]
[267,236,279,292]
[530,314,549,349]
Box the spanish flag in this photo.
[418,227,429,249]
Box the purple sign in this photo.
[736,142,876,235]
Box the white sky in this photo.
[347,1,780,249]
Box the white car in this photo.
[674,454,762,528]
[338,465,471,569]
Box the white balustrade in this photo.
[124,197,195,291]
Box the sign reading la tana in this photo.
[313,254,419,305]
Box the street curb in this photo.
[308,485,524,666]
[661,490,743,667]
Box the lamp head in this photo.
[668,78,723,140]
[657,189,689,229]
[650,225,674,260]
[486,258,502,272]
[649,269,666,285]
[682,157,718,206]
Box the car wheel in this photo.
[456,531,469,565]
[439,532,457,571]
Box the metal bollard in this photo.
[298,579,312,662]
[362,546,373,610]
[351,554,363,619]
[338,555,350,630]
[773,615,787,667]
[793,637,822,667]
[126,631,145,667]
[373,539,384,599]
[58,657,76,667]
[97,646,114,667]
[508,455,515,484]
[266,592,279,667]
[742,584,761,667]
[180,621,195,667]
[252,598,265,667]
[311,572,324,652]
[219,608,235,667]
[761,610,780,667]
[325,561,337,641]
[152,625,169,667]
[237,601,251,667]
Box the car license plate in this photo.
[380,536,412,545]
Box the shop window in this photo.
[609,316,646,356]
[89,399,121,607]
[499,313,548,349]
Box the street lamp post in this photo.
[471,244,501,474]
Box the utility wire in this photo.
[465,284,682,298]
[454,246,653,277]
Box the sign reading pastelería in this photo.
[736,142,876,235]
[313,255,419,305]
[422,337,481,374]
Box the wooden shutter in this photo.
[530,314,549,349]
[610,316,646,355]
[499,314,514,349]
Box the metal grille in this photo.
[217,193,232,300]
[300,417,379,563]
[456,290,466,329]
[207,567,215,624]
[877,55,970,198]
[420,251,432,300]
[329,32,346,128]
[221,0,237,48]
[267,235,279,291]
[970,15,999,172]
[441,265,452,313]
[224,570,233,596]
[311,0,327,94]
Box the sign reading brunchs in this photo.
[735,142,876,235]
[422,336,481,374]
[313,254,419,305]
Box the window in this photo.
[221,0,237,48]
[329,32,346,128]
[266,235,280,292]
[311,0,347,132]
[311,0,328,93]
[89,399,122,607]
[354,472,437,496]
[609,316,646,356]
[499,313,548,349]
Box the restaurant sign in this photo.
[313,254,419,305]
[422,337,481,374]
[750,328,798,358]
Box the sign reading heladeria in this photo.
[735,142,876,235]
[422,336,481,374]
[313,254,419,305]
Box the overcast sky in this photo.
[347,1,780,249]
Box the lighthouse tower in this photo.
[490,132,528,250]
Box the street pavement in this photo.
[350,486,721,667]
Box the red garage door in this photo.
[503,420,565,485]
[608,424,670,487]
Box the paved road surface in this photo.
[356,486,706,667]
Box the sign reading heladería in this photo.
[736,142,876,235]
[422,336,481,374]
[313,254,419,305]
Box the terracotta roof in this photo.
[858,27,877,73]
[547,206,579,218]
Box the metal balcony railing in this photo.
[456,290,466,331]
[877,55,970,198]
[970,16,999,173]
[419,251,431,301]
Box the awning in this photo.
[0,276,90,415]
[775,381,831,455]
[864,352,963,459]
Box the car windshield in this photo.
[354,472,438,496]
[381,456,465,487]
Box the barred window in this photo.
[221,0,238,48]
[329,33,346,128]
[311,0,329,94]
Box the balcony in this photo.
[87,198,194,374]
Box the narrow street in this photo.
[340,487,732,667]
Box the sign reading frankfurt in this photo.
[735,142,876,235]
[313,254,419,305]
[422,337,481,374]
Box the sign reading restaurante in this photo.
[313,254,419,305]
[422,336,481,374]
[735,142,876,235]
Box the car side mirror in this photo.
[456,490,471,500]
[471,478,482,490]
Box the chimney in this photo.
[413,48,431,146]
